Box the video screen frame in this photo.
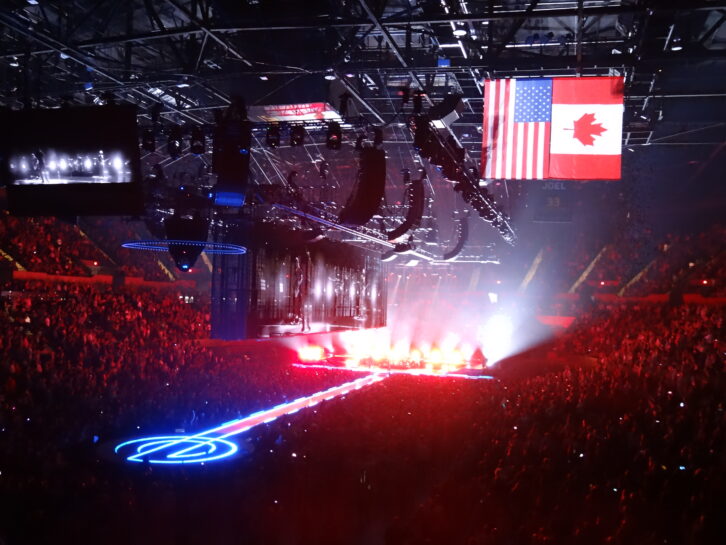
[1,105,143,216]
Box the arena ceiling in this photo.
[1,0,724,259]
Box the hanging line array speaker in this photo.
[338,148,386,227]
[442,214,469,261]
[387,176,425,241]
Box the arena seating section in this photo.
[0,216,724,543]
[0,212,178,281]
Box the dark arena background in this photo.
[0,1,725,544]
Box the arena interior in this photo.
[0,1,725,544]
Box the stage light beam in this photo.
[480,314,513,366]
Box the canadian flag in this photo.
[549,77,624,180]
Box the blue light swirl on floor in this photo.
[114,374,385,465]
[114,435,239,464]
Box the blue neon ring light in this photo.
[121,240,246,254]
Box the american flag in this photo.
[482,79,552,180]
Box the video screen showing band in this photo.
[8,150,131,185]
[1,105,142,215]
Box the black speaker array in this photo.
[338,148,386,227]
[442,214,469,261]
[387,176,425,241]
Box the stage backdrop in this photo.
[211,221,385,340]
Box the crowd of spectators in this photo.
[80,217,177,281]
[0,212,110,276]
[0,207,724,544]
[581,226,654,291]
[693,248,726,296]
[524,224,724,299]
[242,302,722,545]
[1,270,723,544]
[625,225,726,296]
[0,213,183,281]
[1,209,721,300]
[528,228,604,294]
[0,280,361,543]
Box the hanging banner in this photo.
[248,102,341,123]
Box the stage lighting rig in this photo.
[167,125,183,159]
[212,97,252,207]
[412,90,424,114]
[399,87,410,105]
[429,94,466,129]
[290,125,305,147]
[373,127,383,148]
[286,170,302,201]
[266,123,281,148]
[164,211,210,271]
[339,91,351,118]
[190,126,205,155]
[393,236,415,253]
[163,185,213,271]
[141,128,156,152]
[408,114,516,245]
[319,160,329,180]
[151,163,165,183]
[149,103,162,125]
[326,121,342,150]
[302,227,325,243]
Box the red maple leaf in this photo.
[571,113,607,146]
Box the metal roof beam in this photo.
[210,3,726,31]
[0,27,204,60]
[335,72,385,123]
[4,2,726,59]
[163,0,253,67]
[0,11,206,124]
[489,0,541,59]
[357,0,432,104]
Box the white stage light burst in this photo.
[480,314,513,366]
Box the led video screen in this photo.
[8,150,132,185]
[1,105,142,215]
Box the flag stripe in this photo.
[526,123,534,179]
[482,78,563,180]
[500,79,511,179]
[484,80,496,178]
[549,153,621,180]
[533,122,540,179]
[505,79,516,179]
[495,80,506,179]
[537,122,546,179]
[515,121,523,179]
[552,76,624,105]
[492,80,501,178]
[542,123,551,179]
